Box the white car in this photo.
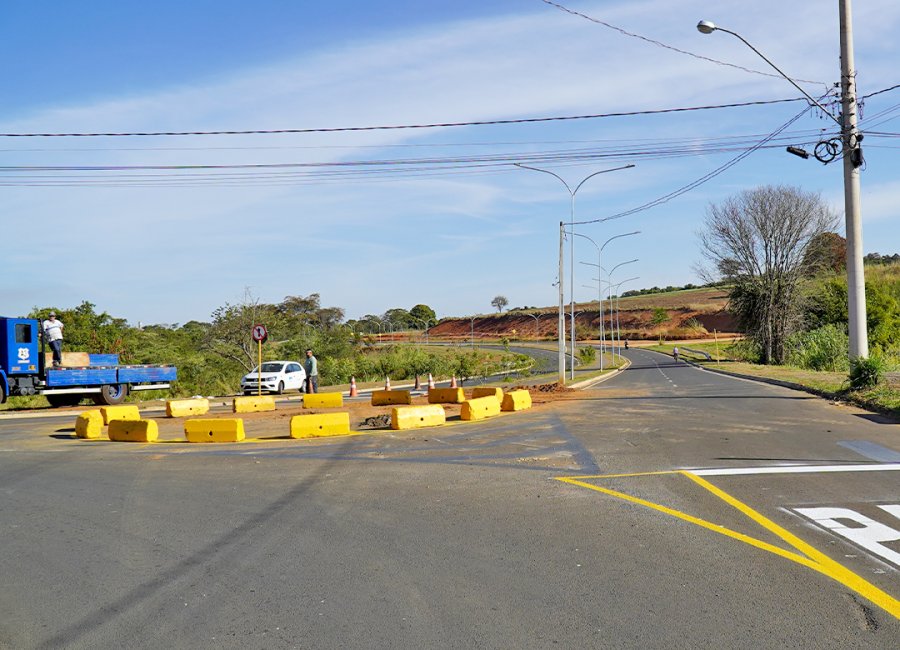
[241,360,307,395]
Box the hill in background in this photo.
[430,287,735,342]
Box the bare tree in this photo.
[697,185,837,364]
[491,295,509,313]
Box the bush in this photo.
[727,338,762,363]
[578,346,596,364]
[785,324,849,372]
[849,355,885,390]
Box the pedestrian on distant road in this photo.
[305,349,318,393]
[42,312,65,367]
[672,346,680,363]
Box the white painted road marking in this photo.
[690,463,900,476]
[794,505,900,568]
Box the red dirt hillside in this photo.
[430,287,736,341]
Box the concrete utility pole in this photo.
[839,0,868,359]
[698,0,868,360]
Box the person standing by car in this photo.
[42,312,65,367]
[305,349,318,393]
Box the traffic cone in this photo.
[450,375,457,388]
[349,376,358,397]
[428,373,435,389]
[385,377,391,391]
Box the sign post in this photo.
[251,324,268,396]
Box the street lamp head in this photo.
[697,20,717,34]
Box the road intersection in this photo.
[0,348,897,648]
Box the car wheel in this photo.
[275,381,284,395]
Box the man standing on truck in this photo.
[42,312,65,366]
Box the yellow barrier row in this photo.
[76,388,533,442]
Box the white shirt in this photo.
[43,319,64,342]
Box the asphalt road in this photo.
[1,349,898,648]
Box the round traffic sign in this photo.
[251,324,268,342]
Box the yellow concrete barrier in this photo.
[108,419,159,443]
[100,404,141,425]
[427,387,465,404]
[166,398,210,418]
[184,419,245,443]
[303,392,343,409]
[75,410,104,439]
[371,390,412,406]
[472,386,504,400]
[460,395,502,421]
[501,389,532,412]
[290,412,351,438]
[233,395,276,413]
[391,405,446,430]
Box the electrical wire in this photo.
[539,0,827,87]
[573,103,817,225]
[0,98,809,138]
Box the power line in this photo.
[0,97,808,138]
[573,103,816,225]
[539,0,827,87]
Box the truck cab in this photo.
[0,317,41,403]
[0,316,176,406]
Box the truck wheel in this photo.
[93,384,129,406]
[46,394,84,408]
[0,381,6,404]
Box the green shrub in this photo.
[786,324,849,372]
[727,338,762,363]
[849,355,885,390]
[578,346,596,364]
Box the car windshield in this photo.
[257,363,284,373]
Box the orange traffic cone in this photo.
[385,377,391,391]
[450,375,458,388]
[349,376,358,397]
[428,373,435,389]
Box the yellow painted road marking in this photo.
[556,471,900,620]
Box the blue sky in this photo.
[2,0,898,325]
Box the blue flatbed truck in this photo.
[0,316,177,407]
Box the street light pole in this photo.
[604,259,638,355]
[516,163,634,382]
[698,3,868,359]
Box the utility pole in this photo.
[840,0,868,359]
[698,0,869,361]
[558,221,565,384]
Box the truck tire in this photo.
[0,381,6,404]
[93,384,129,406]
[46,394,84,408]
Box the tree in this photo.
[409,304,437,327]
[697,185,837,364]
[491,295,509,313]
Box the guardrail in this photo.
[680,346,712,361]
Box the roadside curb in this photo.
[569,358,631,390]
[684,357,899,422]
